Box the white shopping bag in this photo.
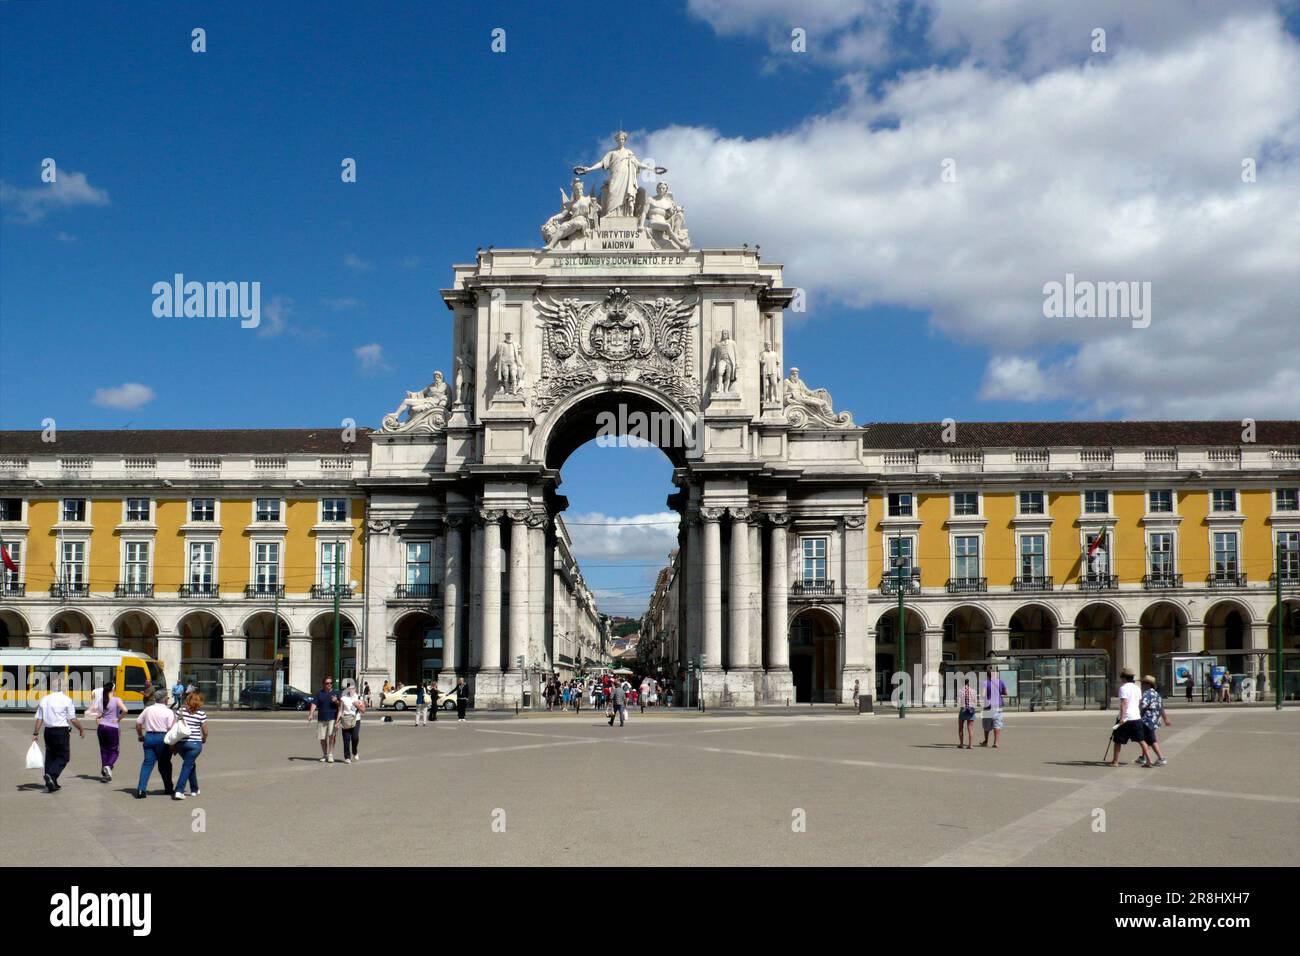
[25,740,43,771]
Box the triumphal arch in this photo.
[361,136,865,707]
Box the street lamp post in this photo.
[893,548,907,718]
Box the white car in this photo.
[382,685,456,711]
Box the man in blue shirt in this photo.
[415,682,427,727]
[980,666,1008,748]
[306,676,341,763]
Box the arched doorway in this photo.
[1138,601,1186,692]
[1266,599,1300,700]
[49,609,95,644]
[113,610,159,659]
[1205,601,1250,680]
[177,610,224,664]
[1009,603,1056,650]
[243,610,290,677]
[874,607,923,704]
[944,605,992,661]
[1075,603,1122,688]
[0,608,30,648]
[393,610,442,685]
[789,607,840,703]
[308,611,359,688]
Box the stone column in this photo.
[441,516,464,682]
[288,635,312,691]
[990,626,1010,654]
[507,511,529,672]
[361,519,397,694]
[701,508,724,672]
[922,627,945,707]
[1055,624,1076,650]
[1121,624,1141,681]
[528,511,548,672]
[1250,622,1270,699]
[841,514,869,704]
[748,517,762,667]
[728,508,751,673]
[158,635,182,689]
[1184,622,1205,655]
[766,514,790,671]
[480,509,503,672]
[686,515,702,667]
[468,518,484,669]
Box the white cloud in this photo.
[0,170,110,223]
[563,512,680,563]
[342,253,372,272]
[257,296,293,337]
[92,383,155,410]
[354,343,391,375]
[643,13,1300,417]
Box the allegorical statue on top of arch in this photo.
[574,130,667,217]
[382,370,451,433]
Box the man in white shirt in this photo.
[1109,667,1151,767]
[32,678,85,792]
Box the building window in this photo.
[190,498,216,522]
[188,541,215,589]
[1148,490,1173,514]
[1276,488,1299,512]
[887,493,913,517]
[953,536,980,579]
[0,498,22,521]
[953,492,979,516]
[124,541,150,588]
[1018,491,1044,515]
[801,537,827,583]
[1020,534,1046,579]
[887,536,913,576]
[1211,489,1236,513]
[2,540,21,591]
[1083,490,1109,515]
[62,498,86,522]
[60,541,86,588]
[125,498,150,522]
[321,541,346,588]
[322,499,348,522]
[406,541,432,588]
[1212,532,1238,578]
[255,542,280,589]
[1149,533,1174,578]
[1278,531,1299,580]
[255,498,281,522]
[1085,532,1110,576]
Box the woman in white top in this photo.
[338,683,366,763]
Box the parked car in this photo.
[239,680,315,710]
[382,684,457,710]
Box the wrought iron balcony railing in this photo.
[879,569,921,595]
[2,583,26,597]
[312,583,355,599]
[946,577,987,593]
[244,584,285,599]
[1143,573,1183,589]
[791,579,837,596]
[392,583,438,600]
[1269,571,1299,589]
[1078,573,1118,590]
[49,582,89,597]
[179,583,219,598]
[1013,575,1053,592]
[114,583,154,598]
[1207,572,1247,588]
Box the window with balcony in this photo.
[1211,489,1237,513]
[1278,531,1299,582]
[1277,488,1299,512]
[1018,491,1044,515]
[887,536,914,576]
[255,498,281,522]
[61,498,86,522]
[1148,490,1173,514]
[59,541,86,591]
[123,541,150,593]
[322,498,348,522]
[401,541,433,597]
[2,540,21,593]
[1019,534,1046,582]
[802,537,827,584]
[125,498,150,522]
[1083,490,1109,515]
[0,498,22,521]
[1212,532,1239,583]
[953,492,979,516]
[254,542,281,593]
[321,541,346,590]
[954,535,980,580]
[188,541,216,592]
[190,498,216,522]
[1148,533,1174,582]
[887,493,913,518]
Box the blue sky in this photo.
[3,1,1298,613]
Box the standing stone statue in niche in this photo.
[639,182,690,249]
[709,330,739,395]
[454,345,474,407]
[541,179,602,249]
[382,371,451,432]
[574,131,666,218]
[496,332,526,395]
[760,341,782,405]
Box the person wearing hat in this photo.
[1136,675,1171,766]
[1109,667,1152,767]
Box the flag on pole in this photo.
[0,538,16,574]
[1087,528,1107,556]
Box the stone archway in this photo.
[242,610,290,670]
[874,607,924,704]
[1076,603,1122,687]
[1009,603,1057,650]
[177,610,225,663]
[788,606,840,703]
[392,610,442,686]
[0,608,31,648]
[1139,601,1187,691]
[48,609,95,643]
[1205,600,1252,677]
[113,610,159,658]
[308,611,359,688]
[944,605,993,661]
[1265,599,1300,700]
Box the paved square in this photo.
[3,707,1297,866]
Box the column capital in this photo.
[699,507,725,522]
[729,506,753,522]
[366,518,395,534]
[478,508,505,525]
[842,514,866,530]
[767,512,791,527]
[443,513,468,530]
[507,509,530,524]
[526,509,549,529]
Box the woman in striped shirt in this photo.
[172,692,208,800]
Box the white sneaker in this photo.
[100,766,109,780]
[172,792,186,801]
[105,766,112,781]
[327,755,335,763]
[191,789,200,795]
[352,756,359,762]
[344,757,351,764]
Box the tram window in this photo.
[29,666,60,692]
[124,665,149,693]
[1,665,17,693]
[147,661,165,686]
[92,666,114,690]
[67,669,94,696]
